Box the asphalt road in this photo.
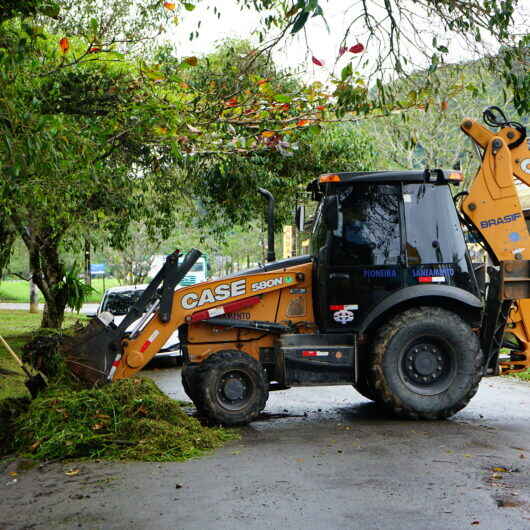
[1,365,529,530]
[0,303,99,315]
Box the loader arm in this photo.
[113,270,303,379]
[67,246,304,384]
[460,111,530,373]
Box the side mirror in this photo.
[322,195,339,231]
[294,205,305,232]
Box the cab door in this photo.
[316,183,404,331]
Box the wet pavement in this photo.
[1,364,529,530]
[0,303,99,315]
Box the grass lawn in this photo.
[0,278,121,304]
[0,310,87,400]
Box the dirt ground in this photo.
[1,366,529,530]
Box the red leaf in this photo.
[280,103,290,111]
[88,47,101,54]
[316,105,326,111]
[59,37,69,53]
[163,2,176,10]
[257,79,268,86]
[297,119,310,127]
[312,56,324,67]
[349,43,364,54]
[225,98,238,107]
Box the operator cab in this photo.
[306,169,480,332]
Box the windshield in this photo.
[101,290,144,316]
[178,257,205,272]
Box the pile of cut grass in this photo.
[5,378,236,461]
[1,327,237,461]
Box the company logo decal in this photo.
[412,267,454,278]
[251,277,286,292]
[363,269,398,279]
[480,213,521,229]
[333,310,354,324]
[180,276,289,310]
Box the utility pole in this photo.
[84,238,91,287]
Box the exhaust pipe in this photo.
[258,188,276,263]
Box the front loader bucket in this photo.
[62,318,122,385]
[63,249,202,385]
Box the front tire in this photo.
[195,350,269,426]
[371,307,483,419]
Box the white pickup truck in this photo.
[96,284,181,364]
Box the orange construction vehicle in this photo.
[68,106,530,425]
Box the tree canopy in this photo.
[0,0,527,329]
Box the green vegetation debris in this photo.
[1,327,237,461]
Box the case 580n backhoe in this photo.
[67,106,530,425]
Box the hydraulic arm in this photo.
[460,107,530,373]
[66,249,304,383]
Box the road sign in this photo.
[90,263,106,275]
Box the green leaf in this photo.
[183,2,196,11]
[40,2,60,18]
[291,11,309,34]
[274,94,292,103]
[341,63,353,81]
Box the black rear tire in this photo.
[370,307,483,419]
[195,350,269,426]
[181,364,204,411]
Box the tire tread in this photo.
[369,307,483,420]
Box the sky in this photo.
[164,0,527,84]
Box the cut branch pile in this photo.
[0,331,237,461]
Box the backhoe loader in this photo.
[66,106,530,425]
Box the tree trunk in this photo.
[10,216,68,329]
[0,216,16,278]
[29,277,39,313]
[41,297,65,328]
[37,241,68,329]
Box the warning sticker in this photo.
[333,310,354,324]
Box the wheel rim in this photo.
[398,338,457,395]
[216,369,254,411]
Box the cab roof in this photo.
[307,169,462,196]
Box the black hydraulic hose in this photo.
[258,187,276,262]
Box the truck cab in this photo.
[308,170,481,333]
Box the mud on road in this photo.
[1,367,529,530]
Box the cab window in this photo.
[331,184,401,266]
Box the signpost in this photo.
[90,264,106,291]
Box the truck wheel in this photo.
[181,364,204,411]
[195,350,269,426]
[370,307,483,420]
